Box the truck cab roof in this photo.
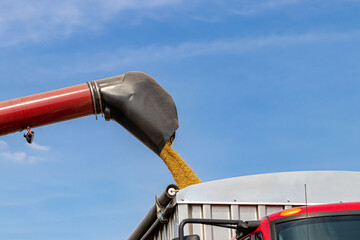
[268,202,360,222]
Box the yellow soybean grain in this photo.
[160,143,201,189]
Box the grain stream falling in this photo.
[160,142,201,189]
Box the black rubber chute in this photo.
[89,71,179,155]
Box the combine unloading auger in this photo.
[0,71,179,155]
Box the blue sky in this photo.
[0,0,360,239]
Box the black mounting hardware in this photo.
[176,218,261,240]
[24,127,34,144]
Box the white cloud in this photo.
[221,0,358,17]
[0,193,77,207]
[1,151,26,162]
[72,30,360,72]
[0,0,353,47]
[27,142,50,151]
[27,156,45,164]
[0,0,181,46]
[0,151,45,164]
[0,141,49,164]
[0,140,8,149]
[229,0,301,16]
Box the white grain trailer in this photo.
[128,171,360,240]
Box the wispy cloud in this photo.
[229,0,301,16]
[216,0,358,17]
[0,140,8,149]
[27,142,50,151]
[0,0,181,47]
[0,0,355,47]
[0,141,48,164]
[0,152,26,162]
[72,30,360,72]
[0,192,77,207]
[0,151,44,164]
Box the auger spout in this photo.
[0,71,179,155]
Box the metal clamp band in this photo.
[87,81,103,117]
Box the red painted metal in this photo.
[239,202,360,240]
[268,202,360,221]
[0,83,93,136]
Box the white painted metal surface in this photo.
[146,171,360,240]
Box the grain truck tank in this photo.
[128,171,360,240]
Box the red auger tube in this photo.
[0,72,179,155]
[0,83,93,135]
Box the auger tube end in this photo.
[89,71,179,155]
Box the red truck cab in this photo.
[240,202,360,240]
[177,202,360,240]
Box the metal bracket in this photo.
[104,107,111,121]
[156,195,169,223]
[23,126,34,144]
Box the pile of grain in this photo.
[160,142,201,189]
